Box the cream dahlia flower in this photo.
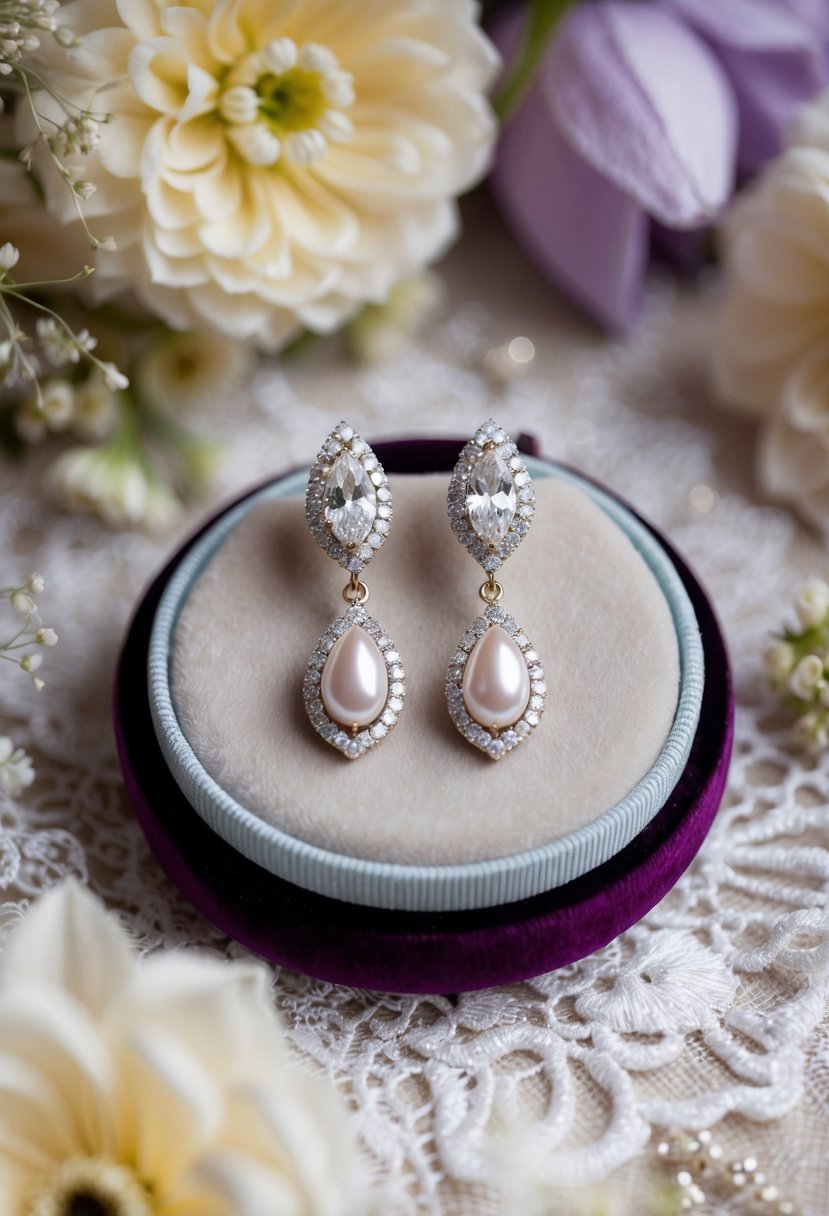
[30,0,498,349]
[714,89,829,529]
[0,880,353,1216]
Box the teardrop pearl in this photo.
[321,626,389,729]
[463,625,530,730]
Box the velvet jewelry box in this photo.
[115,438,733,994]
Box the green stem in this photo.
[493,0,578,123]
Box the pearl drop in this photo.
[321,626,388,729]
[463,625,531,730]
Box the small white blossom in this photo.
[11,590,34,616]
[49,443,181,531]
[0,241,19,271]
[135,329,251,411]
[72,371,116,440]
[795,579,829,629]
[20,651,42,672]
[41,378,74,429]
[27,573,44,594]
[0,736,34,795]
[73,179,96,199]
[35,627,57,646]
[790,654,824,700]
[100,361,128,390]
[764,640,795,683]
[32,675,44,691]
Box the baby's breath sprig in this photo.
[0,0,128,408]
[765,578,829,752]
[0,571,57,693]
[0,570,58,796]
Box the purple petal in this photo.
[665,0,829,172]
[490,94,649,332]
[546,1,737,227]
[779,0,829,40]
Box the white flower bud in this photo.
[95,236,117,252]
[298,42,337,74]
[0,242,19,271]
[101,363,129,391]
[283,128,326,165]
[32,676,45,692]
[263,37,297,74]
[74,179,96,199]
[20,652,42,673]
[35,627,57,646]
[789,653,824,700]
[318,109,353,143]
[11,590,34,616]
[795,579,829,629]
[764,640,795,682]
[219,85,259,124]
[323,69,355,108]
[27,573,45,594]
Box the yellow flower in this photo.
[30,0,498,349]
[0,880,354,1216]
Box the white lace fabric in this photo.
[2,201,829,1214]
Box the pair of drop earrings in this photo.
[302,420,546,762]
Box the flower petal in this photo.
[269,171,359,256]
[129,35,189,114]
[546,0,737,226]
[0,880,135,1017]
[759,409,829,500]
[0,1053,80,1171]
[0,987,114,1157]
[781,342,829,432]
[666,0,829,172]
[222,1080,353,1216]
[116,1026,223,1188]
[491,88,649,331]
[177,1150,305,1216]
[108,954,285,1087]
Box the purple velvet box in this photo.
[115,439,733,994]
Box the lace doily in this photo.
[2,202,828,1214]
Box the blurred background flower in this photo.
[28,0,499,350]
[488,0,829,330]
[714,87,829,532]
[0,880,356,1215]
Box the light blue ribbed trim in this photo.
[148,461,704,912]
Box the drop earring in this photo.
[445,420,546,760]
[303,422,406,759]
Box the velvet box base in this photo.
[115,439,733,994]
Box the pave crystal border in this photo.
[305,421,392,574]
[447,419,535,573]
[303,604,406,760]
[445,604,547,760]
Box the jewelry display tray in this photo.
[115,438,733,994]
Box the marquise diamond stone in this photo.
[466,450,516,545]
[324,451,377,546]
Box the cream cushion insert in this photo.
[171,474,680,866]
